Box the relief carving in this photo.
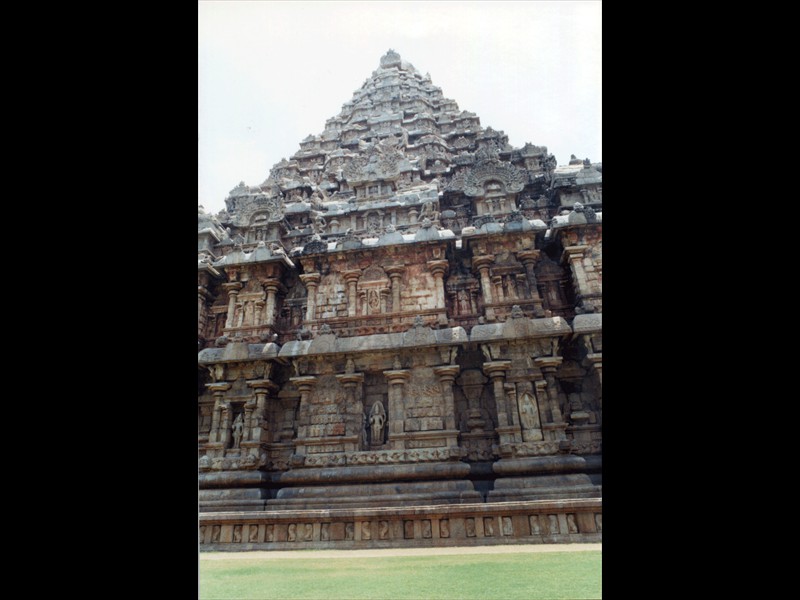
[567,514,578,534]
[548,515,560,534]
[529,516,542,535]
[465,518,476,537]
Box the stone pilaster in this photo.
[336,372,365,449]
[385,265,405,312]
[299,273,321,323]
[586,353,602,401]
[206,382,231,446]
[253,300,264,327]
[492,275,505,302]
[562,245,592,311]
[343,270,361,317]
[262,278,281,326]
[290,376,317,456]
[198,285,211,336]
[427,260,449,310]
[433,365,460,432]
[483,361,514,444]
[221,282,242,329]
[383,369,411,449]
[247,379,278,443]
[472,255,495,320]
[534,357,567,440]
[517,249,545,316]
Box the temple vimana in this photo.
[198,50,601,549]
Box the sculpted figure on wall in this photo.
[231,413,244,449]
[369,401,386,445]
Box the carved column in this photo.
[483,361,514,445]
[262,278,281,326]
[534,356,567,440]
[384,369,410,449]
[428,260,449,310]
[222,282,242,329]
[299,273,320,323]
[472,255,495,320]
[247,379,278,443]
[343,270,361,318]
[205,382,231,447]
[385,265,405,312]
[289,376,317,455]
[433,365,460,432]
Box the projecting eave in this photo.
[278,326,469,358]
[471,316,573,342]
[572,313,602,335]
[198,342,280,364]
[213,247,296,269]
[197,261,221,277]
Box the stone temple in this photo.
[198,50,602,549]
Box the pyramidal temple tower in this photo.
[198,50,602,549]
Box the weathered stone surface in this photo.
[198,50,602,549]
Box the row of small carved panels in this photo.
[495,440,602,458]
[199,441,599,471]
[199,512,602,544]
[303,446,463,468]
[199,453,265,472]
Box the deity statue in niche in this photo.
[369,401,386,445]
[231,413,244,448]
[518,392,541,431]
[368,289,380,311]
[457,289,472,315]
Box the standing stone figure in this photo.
[231,413,244,449]
[369,401,386,445]
[518,392,541,431]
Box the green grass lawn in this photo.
[199,550,601,599]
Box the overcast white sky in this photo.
[199,1,601,215]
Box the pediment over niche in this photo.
[361,264,389,283]
[463,159,526,197]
